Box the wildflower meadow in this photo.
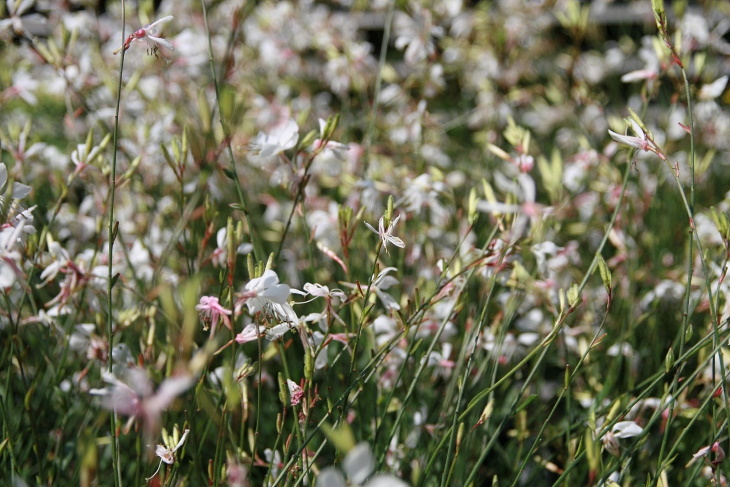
[3,0,730,485]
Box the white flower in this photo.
[313,118,349,160]
[608,119,654,153]
[365,215,405,256]
[394,7,443,66]
[477,173,549,243]
[599,420,643,456]
[235,323,260,344]
[316,442,409,487]
[0,162,31,200]
[147,428,190,481]
[0,221,26,288]
[237,270,299,324]
[211,227,252,268]
[699,75,729,100]
[156,428,189,464]
[396,173,448,227]
[303,282,346,301]
[249,119,299,158]
[0,0,47,39]
[371,267,401,311]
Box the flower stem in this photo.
[108,2,126,485]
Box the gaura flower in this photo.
[114,16,174,57]
[196,295,232,336]
[235,269,300,324]
[599,420,643,456]
[147,427,190,481]
[89,368,194,440]
[249,119,299,158]
[365,215,405,256]
[286,379,304,406]
[316,442,409,487]
[235,323,259,344]
[608,118,669,157]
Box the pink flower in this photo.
[608,119,660,156]
[513,153,534,173]
[235,323,260,344]
[90,368,194,439]
[114,16,174,57]
[689,442,726,467]
[196,295,232,336]
[286,379,303,406]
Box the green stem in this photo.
[108,1,126,484]
[201,0,264,263]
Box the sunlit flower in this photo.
[365,215,405,256]
[313,118,349,160]
[0,0,47,39]
[235,269,299,324]
[303,282,346,301]
[249,118,299,158]
[688,441,725,468]
[196,295,232,335]
[147,427,190,481]
[235,323,260,344]
[371,267,401,311]
[607,119,665,161]
[608,126,650,152]
[599,420,643,456]
[0,227,23,288]
[210,227,252,268]
[394,7,443,66]
[114,15,175,57]
[90,368,194,439]
[317,442,409,487]
[699,75,729,101]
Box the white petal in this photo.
[148,35,174,51]
[316,468,346,487]
[612,421,643,438]
[699,75,728,100]
[343,442,374,484]
[364,221,379,235]
[145,15,174,31]
[11,182,31,199]
[366,474,410,487]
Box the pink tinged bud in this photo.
[235,324,259,344]
[608,130,650,151]
[287,379,303,406]
[513,154,534,173]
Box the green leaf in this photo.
[110,272,120,289]
[513,394,537,415]
[223,168,236,181]
[320,423,355,453]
